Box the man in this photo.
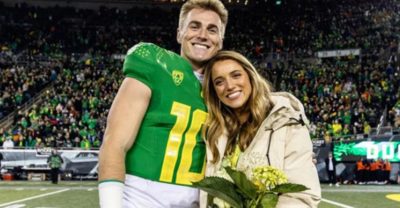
[47,149,64,184]
[325,152,339,187]
[2,137,14,149]
[80,136,91,149]
[98,0,228,207]
[388,52,398,68]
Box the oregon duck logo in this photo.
[172,70,184,86]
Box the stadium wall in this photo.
[1,148,399,183]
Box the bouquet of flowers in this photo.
[193,153,308,208]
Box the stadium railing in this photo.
[0,82,55,130]
[0,146,100,151]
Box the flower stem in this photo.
[254,194,263,206]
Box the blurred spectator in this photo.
[80,136,91,149]
[325,152,339,187]
[3,137,14,149]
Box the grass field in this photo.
[0,181,399,208]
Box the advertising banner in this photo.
[333,140,400,162]
[0,149,99,179]
[317,49,361,58]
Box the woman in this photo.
[201,51,321,207]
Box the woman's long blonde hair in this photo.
[202,51,274,163]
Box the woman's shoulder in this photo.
[270,92,305,112]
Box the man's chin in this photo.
[198,57,215,65]
[189,56,212,65]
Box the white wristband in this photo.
[99,181,125,208]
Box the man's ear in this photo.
[177,28,182,44]
[218,38,223,50]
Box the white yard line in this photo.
[322,198,355,208]
[323,189,399,193]
[15,189,24,191]
[40,189,47,191]
[4,205,26,208]
[87,189,93,191]
[0,189,70,207]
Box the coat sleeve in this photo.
[276,124,321,208]
[324,158,328,172]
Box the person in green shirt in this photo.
[93,138,100,148]
[280,80,287,91]
[71,121,77,130]
[82,97,88,111]
[342,111,352,125]
[20,117,28,129]
[41,102,50,115]
[82,111,90,124]
[25,136,37,149]
[89,96,99,110]
[88,127,97,143]
[80,136,91,149]
[79,127,88,138]
[88,117,97,129]
[47,149,64,184]
[317,84,324,97]
[50,97,58,107]
[15,90,23,105]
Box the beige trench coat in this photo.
[200,92,321,208]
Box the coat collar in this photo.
[262,92,310,131]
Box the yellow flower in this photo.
[251,166,288,190]
[253,180,263,190]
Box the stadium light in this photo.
[276,0,281,5]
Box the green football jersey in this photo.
[123,43,207,186]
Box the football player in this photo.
[98,0,228,207]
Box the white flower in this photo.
[221,157,232,168]
[213,169,233,183]
[236,152,268,180]
[213,198,231,208]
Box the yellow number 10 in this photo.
[159,102,208,185]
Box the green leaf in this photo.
[236,188,253,200]
[257,194,278,208]
[192,177,243,208]
[225,166,258,200]
[270,183,309,194]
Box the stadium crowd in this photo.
[0,65,57,119]
[1,0,400,148]
[279,56,400,142]
[0,56,122,149]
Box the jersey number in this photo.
[160,102,208,185]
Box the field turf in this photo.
[0,181,399,208]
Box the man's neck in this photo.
[192,67,204,74]
[190,61,205,74]
[182,55,205,74]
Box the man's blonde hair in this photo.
[179,0,228,38]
